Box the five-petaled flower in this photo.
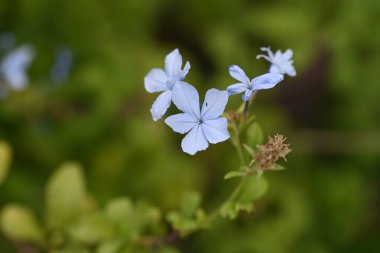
[144,49,191,121]
[227,65,283,102]
[256,47,296,77]
[165,82,230,155]
[0,45,35,97]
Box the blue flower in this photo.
[144,49,190,121]
[50,46,73,85]
[0,45,35,97]
[226,65,283,102]
[256,47,296,77]
[165,82,230,155]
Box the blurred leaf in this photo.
[158,246,182,253]
[0,204,44,246]
[220,200,255,220]
[69,213,114,245]
[267,164,286,171]
[246,123,263,147]
[166,211,199,236]
[46,162,87,229]
[105,197,134,224]
[0,140,12,186]
[180,191,201,218]
[220,201,238,219]
[220,175,267,219]
[237,175,268,204]
[242,144,255,156]
[224,171,245,180]
[97,240,123,253]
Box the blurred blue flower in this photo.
[165,82,230,155]
[227,65,283,101]
[144,49,190,121]
[0,45,35,97]
[50,46,73,84]
[256,47,296,77]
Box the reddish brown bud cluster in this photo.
[254,134,291,170]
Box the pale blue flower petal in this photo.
[144,68,168,93]
[181,124,208,155]
[201,118,230,144]
[227,83,247,95]
[1,45,35,90]
[257,47,274,60]
[274,50,282,62]
[165,48,182,77]
[242,89,253,102]
[283,63,296,77]
[258,47,296,77]
[180,61,190,80]
[269,64,281,74]
[150,90,172,121]
[165,113,197,134]
[201,89,229,120]
[283,49,293,60]
[229,65,250,84]
[172,81,200,119]
[251,73,283,91]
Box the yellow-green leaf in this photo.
[45,162,87,229]
[246,123,263,147]
[0,141,12,186]
[0,204,44,245]
[224,171,245,180]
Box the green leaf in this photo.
[220,201,238,219]
[237,175,268,203]
[240,115,256,132]
[158,246,182,253]
[69,213,114,245]
[180,191,201,218]
[105,197,134,224]
[220,200,256,220]
[0,141,12,186]
[46,162,87,229]
[246,123,263,147]
[235,202,254,214]
[166,211,199,236]
[267,164,286,171]
[242,143,255,156]
[224,171,245,180]
[97,240,123,253]
[0,204,44,246]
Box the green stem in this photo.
[231,122,246,165]
[207,175,247,223]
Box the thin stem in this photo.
[224,176,246,203]
[207,175,247,223]
[248,91,258,108]
[243,101,249,114]
[231,122,246,165]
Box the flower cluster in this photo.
[144,48,296,155]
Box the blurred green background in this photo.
[1,0,380,252]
